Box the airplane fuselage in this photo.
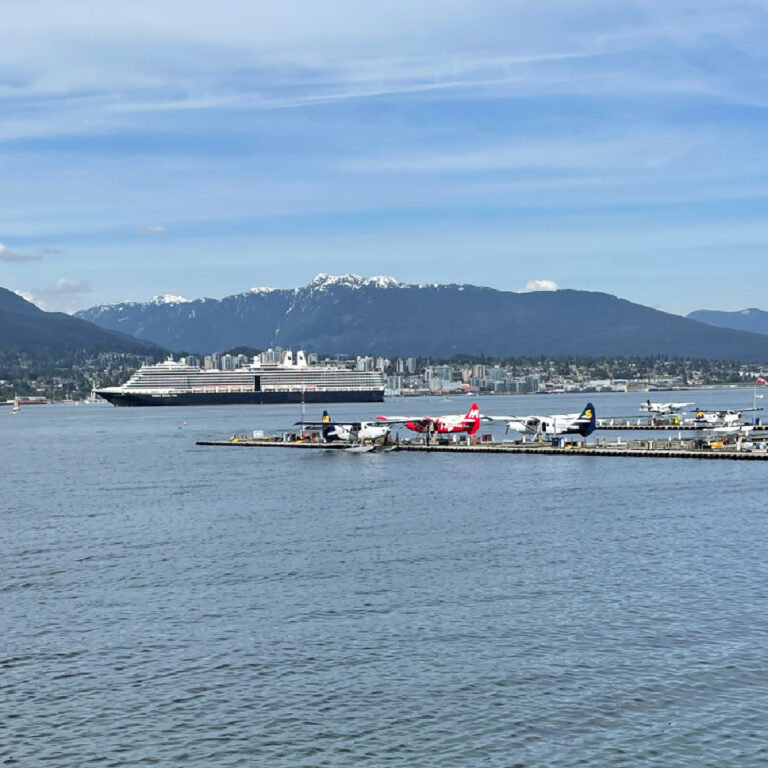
[506,404,596,439]
[328,422,390,442]
[404,416,477,435]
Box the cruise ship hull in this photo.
[97,390,385,407]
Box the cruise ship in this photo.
[96,351,385,407]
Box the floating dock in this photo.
[596,421,768,432]
[196,438,768,461]
[596,422,699,431]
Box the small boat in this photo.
[11,396,20,415]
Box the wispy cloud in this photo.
[2,2,768,138]
[38,278,92,296]
[20,278,93,313]
[340,131,705,175]
[14,290,42,307]
[0,243,41,261]
[136,225,166,235]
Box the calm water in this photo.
[3,390,768,766]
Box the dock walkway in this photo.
[196,439,768,461]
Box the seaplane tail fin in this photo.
[320,410,335,440]
[577,403,596,436]
[466,402,481,435]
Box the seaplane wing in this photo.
[376,415,430,424]
[376,403,482,435]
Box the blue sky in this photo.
[2,0,768,313]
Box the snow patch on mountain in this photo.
[308,273,403,291]
[151,294,191,305]
[249,286,278,295]
[365,275,403,289]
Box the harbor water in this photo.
[3,390,768,766]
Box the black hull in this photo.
[98,390,385,407]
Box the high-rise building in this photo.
[356,356,374,371]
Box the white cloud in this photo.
[521,279,559,292]
[38,278,92,295]
[14,290,43,307]
[0,243,41,262]
[17,279,94,313]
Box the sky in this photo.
[2,0,768,314]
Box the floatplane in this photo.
[692,407,763,428]
[483,403,597,443]
[640,400,694,416]
[296,411,393,452]
[376,402,483,439]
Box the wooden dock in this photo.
[196,439,768,461]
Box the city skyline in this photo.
[2,1,768,315]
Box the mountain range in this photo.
[687,308,768,337]
[0,287,162,356]
[74,274,768,360]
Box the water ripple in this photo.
[2,402,768,765]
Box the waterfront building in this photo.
[524,375,540,393]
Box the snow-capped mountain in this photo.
[76,275,768,360]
